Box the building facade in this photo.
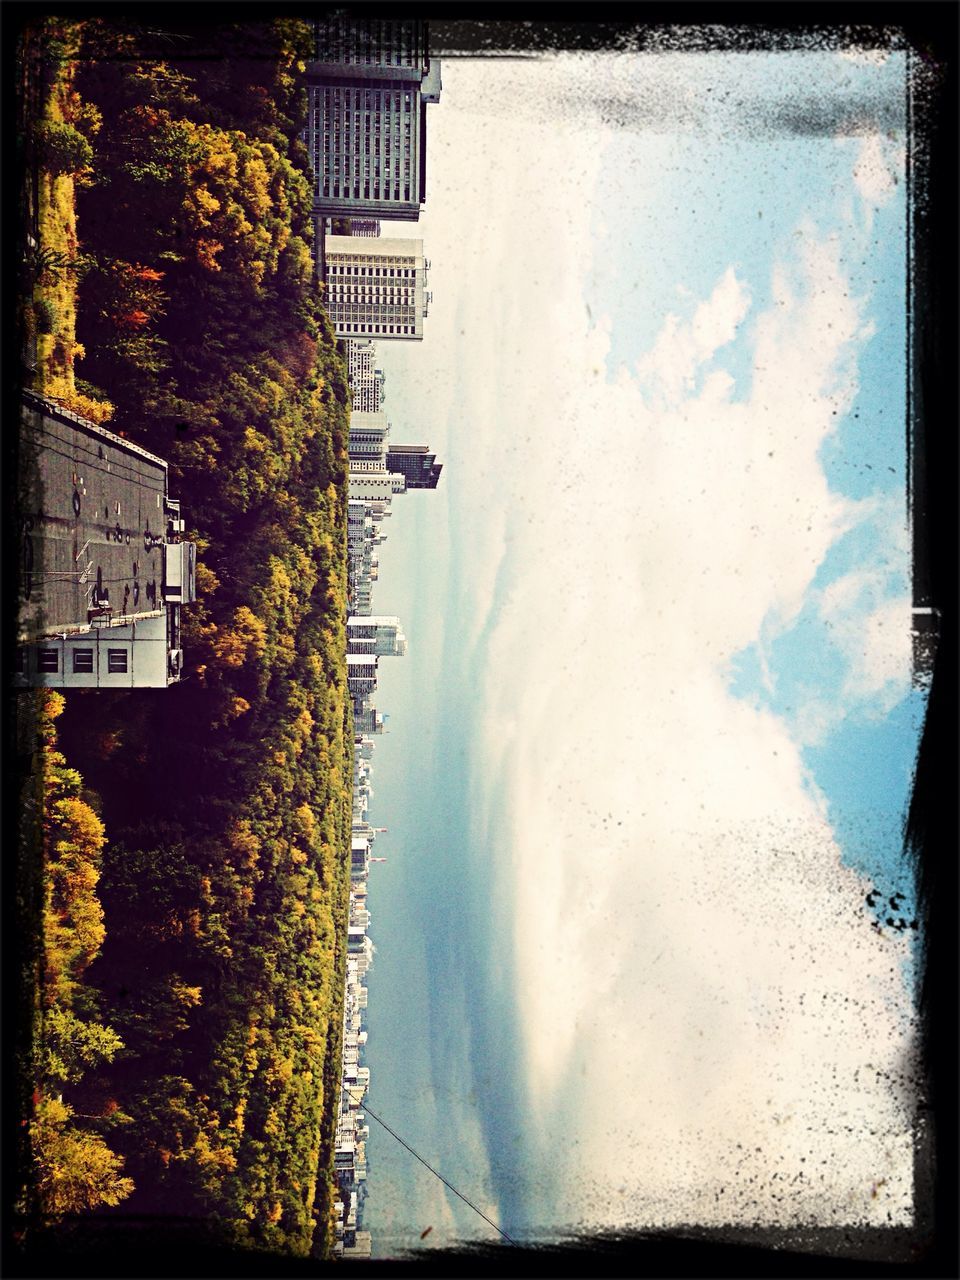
[347,615,407,657]
[306,18,441,222]
[384,444,442,489]
[324,236,430,340]
[348,409,390,460]
[345,341,386,413]
[14,392,197,688]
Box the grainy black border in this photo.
[2,2,956,1276]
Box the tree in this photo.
[32,1096,134,1214]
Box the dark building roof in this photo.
[18,392,171,639]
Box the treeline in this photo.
[18,17,354,1259]
[17,693,135,1223]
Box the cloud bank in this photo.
[373,52,916,1243]
[465,221,916,1230]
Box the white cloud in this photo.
[462,222,916,1228]
[635,266,751,406]
[813,493,913,719]
[374,54,915,1240]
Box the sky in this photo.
[353,43,925,1257]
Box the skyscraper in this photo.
[325,236,431,340]
[345,341,386,413]
[384,444,442,489]
[348,410,389,461]
[306,18,441,221]
[347,616,407,657]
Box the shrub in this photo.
[36,120,93,177]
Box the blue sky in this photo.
[359,47,923,1254]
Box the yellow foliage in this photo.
[32,1096,134,1215]
[47,390,114,423]
[226,817,260,866]
[231,1096,247,1135]
[44,690,66,722]
[53,796,106,859]
[194,561,220,596]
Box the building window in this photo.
[107,649,128,674]
[38,649,59,673]
[73,649,94,674]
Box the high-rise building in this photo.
[324,236,431,340]
[345,341,386,413]
[347,653,378,708]
[306,18,441,222]
[348,410,389,461]
[385,444,442,489]
[347,616,407,657]
[354,706,386,734]
[350,220,381,237]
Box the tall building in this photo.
[324,236,431,340]
[348,410,389,461]
[306,18,441,222]
[350,220,381,237]
[345,341,386,413]
[385,444,442,489]
[347,616,407,657]
[347,653,378,708]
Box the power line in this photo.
[361,1100,517,1247]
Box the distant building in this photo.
[347,652,378,709]
[343,1231,373,1259]
[345,342,386,413]
[306,17,441,222]
[385,444,442,489]
[350,220,381,237]
[348,472,405,503]
[324,236,431,340]
[14,392,196,688]
[354,706,386,734]
[347,615,407,657]
[348,410,389,461]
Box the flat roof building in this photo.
[14,392,196,688]
[348,410,389,461]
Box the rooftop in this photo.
[19,393,172,640]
